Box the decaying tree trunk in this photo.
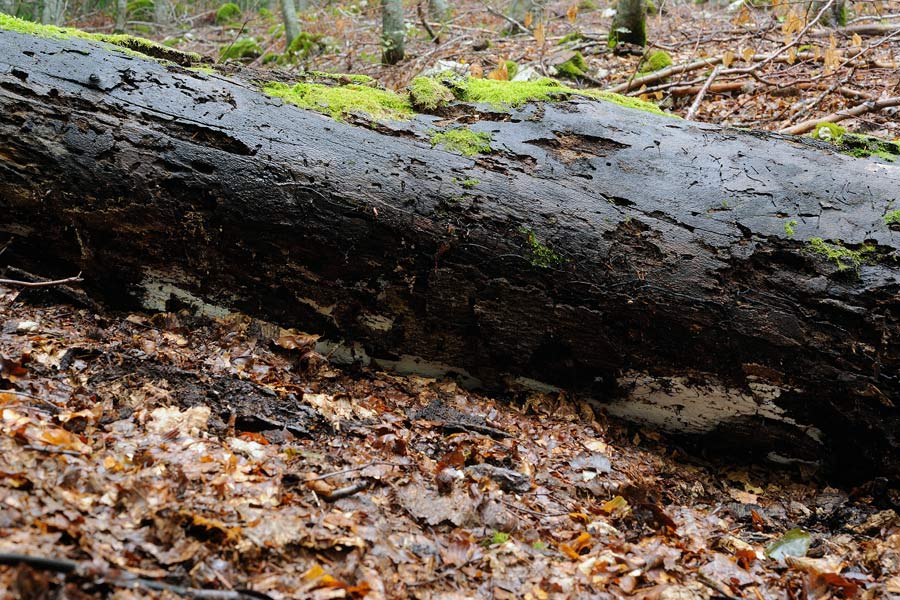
[1,30,899,481]
[609,0,646,48]
[381,0,404,64]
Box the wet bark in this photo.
[114,0,128,32]
[1,31,899,481]
[381,0,404,64]
[609,0,646,47]
[281,0,300,49]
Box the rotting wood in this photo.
[1,30,899,481]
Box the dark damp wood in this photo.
[1,31,899,481]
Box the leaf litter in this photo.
[0,283,898,599]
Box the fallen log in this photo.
[1,25,899,481]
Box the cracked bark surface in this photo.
[1,31,899,480]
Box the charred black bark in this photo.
[1,31,899,481]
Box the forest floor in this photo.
[0,281,899,599]
[70,0,900,138]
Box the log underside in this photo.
[1,31,899,481]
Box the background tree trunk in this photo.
[282,0,301,49]
[153,0,170,27]
[506,0,541,31]
[114,0,127,32]
[2,30,900,482]
[41,0,64,25]
[427,0,450,21]
[381,0,404,64]
[0,1,15,16]
[814,0,847,26]
[609,0,646,47]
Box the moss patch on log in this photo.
[409,77,456,111]
[519,227,563,268]
[262,74,673,123]
[807,237,875,272]
[431,128,493,156]
[811,122,899,162]
[262,81,414,121]
[884,210,900,227]
[455,77,673,116]
[0,13,201,66]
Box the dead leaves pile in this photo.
[0,288,898,598]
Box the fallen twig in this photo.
[0,273,83,288]
[321,479,371,501]
[779,95,900,135]
[479,0,528,34]
[686,65,721,120]
[305,460,401,481]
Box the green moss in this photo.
[219,37,261,61]
[556,52,588,79]
[0,12,200,65]
[215,2,242,24]
[810,123,898,162]
[283,31,329,62]
[309,71,375,85]
[459,178,480,188]
[837,3,848,26]
[811,121,847,142]
[884,211,900,226]
[578,0,598,9]
[519,227,563,268]
[487,531,510,545]
[189,65,215,74]
[646,0,658,14]
[409,76,455,111]
[456,77,572,108]
[641,50,672,73]
[505,60,519,80]
[557,31,584,45]
[581,89,672,116]
[784,219,797,237]
[261,52,280,64]
[842,133,899,163]
[451,77,673,116]
[259,7,274,19]
[262,81,414,121]
[431,128,493,156]
[808,237,875,271]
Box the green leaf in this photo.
[765,528,812,561]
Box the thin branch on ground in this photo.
[686,65,721,120]
[779,95,900,135]
[0,273,83,288]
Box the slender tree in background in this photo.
[608,0,646,47]
[41,0,64,24]
[381,0,404,64]
[814,0,847,26]
[0,1,14,16]
[282,0,301,48]
[506,0,541,31]
[154,0,171,27]
[427,0,449,21]
[115,0,127,31]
